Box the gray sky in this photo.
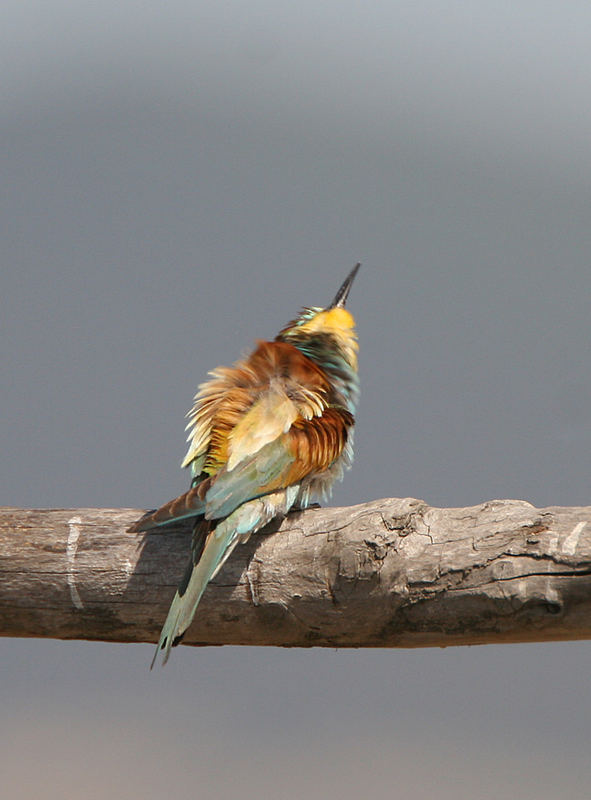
[2,3,591,798]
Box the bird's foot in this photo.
[289,502,321,514]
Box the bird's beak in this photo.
[329,263,361,308]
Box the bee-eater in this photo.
[130,263,360,666]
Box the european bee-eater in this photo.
[131,263,360,666]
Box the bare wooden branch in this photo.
[1,499,591,649]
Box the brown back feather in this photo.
[195,340,332,475]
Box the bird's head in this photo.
[276,263,360,377]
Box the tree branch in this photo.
[1,499,591,648]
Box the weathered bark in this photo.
[1,499,591,648]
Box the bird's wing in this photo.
[130,340,335,532]
[131,405,352,532]
[204,407,353,519]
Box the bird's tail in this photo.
[151,519,242,668]
[151,487,300,668]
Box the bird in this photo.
[130,263,360,667]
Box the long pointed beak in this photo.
[330,263,361,308]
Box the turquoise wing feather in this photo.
[204,436,297,519]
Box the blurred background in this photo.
[2,2,591,797]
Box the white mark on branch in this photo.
[66,516,84,609]
[246,563,260,606]
[561,521,587,556]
